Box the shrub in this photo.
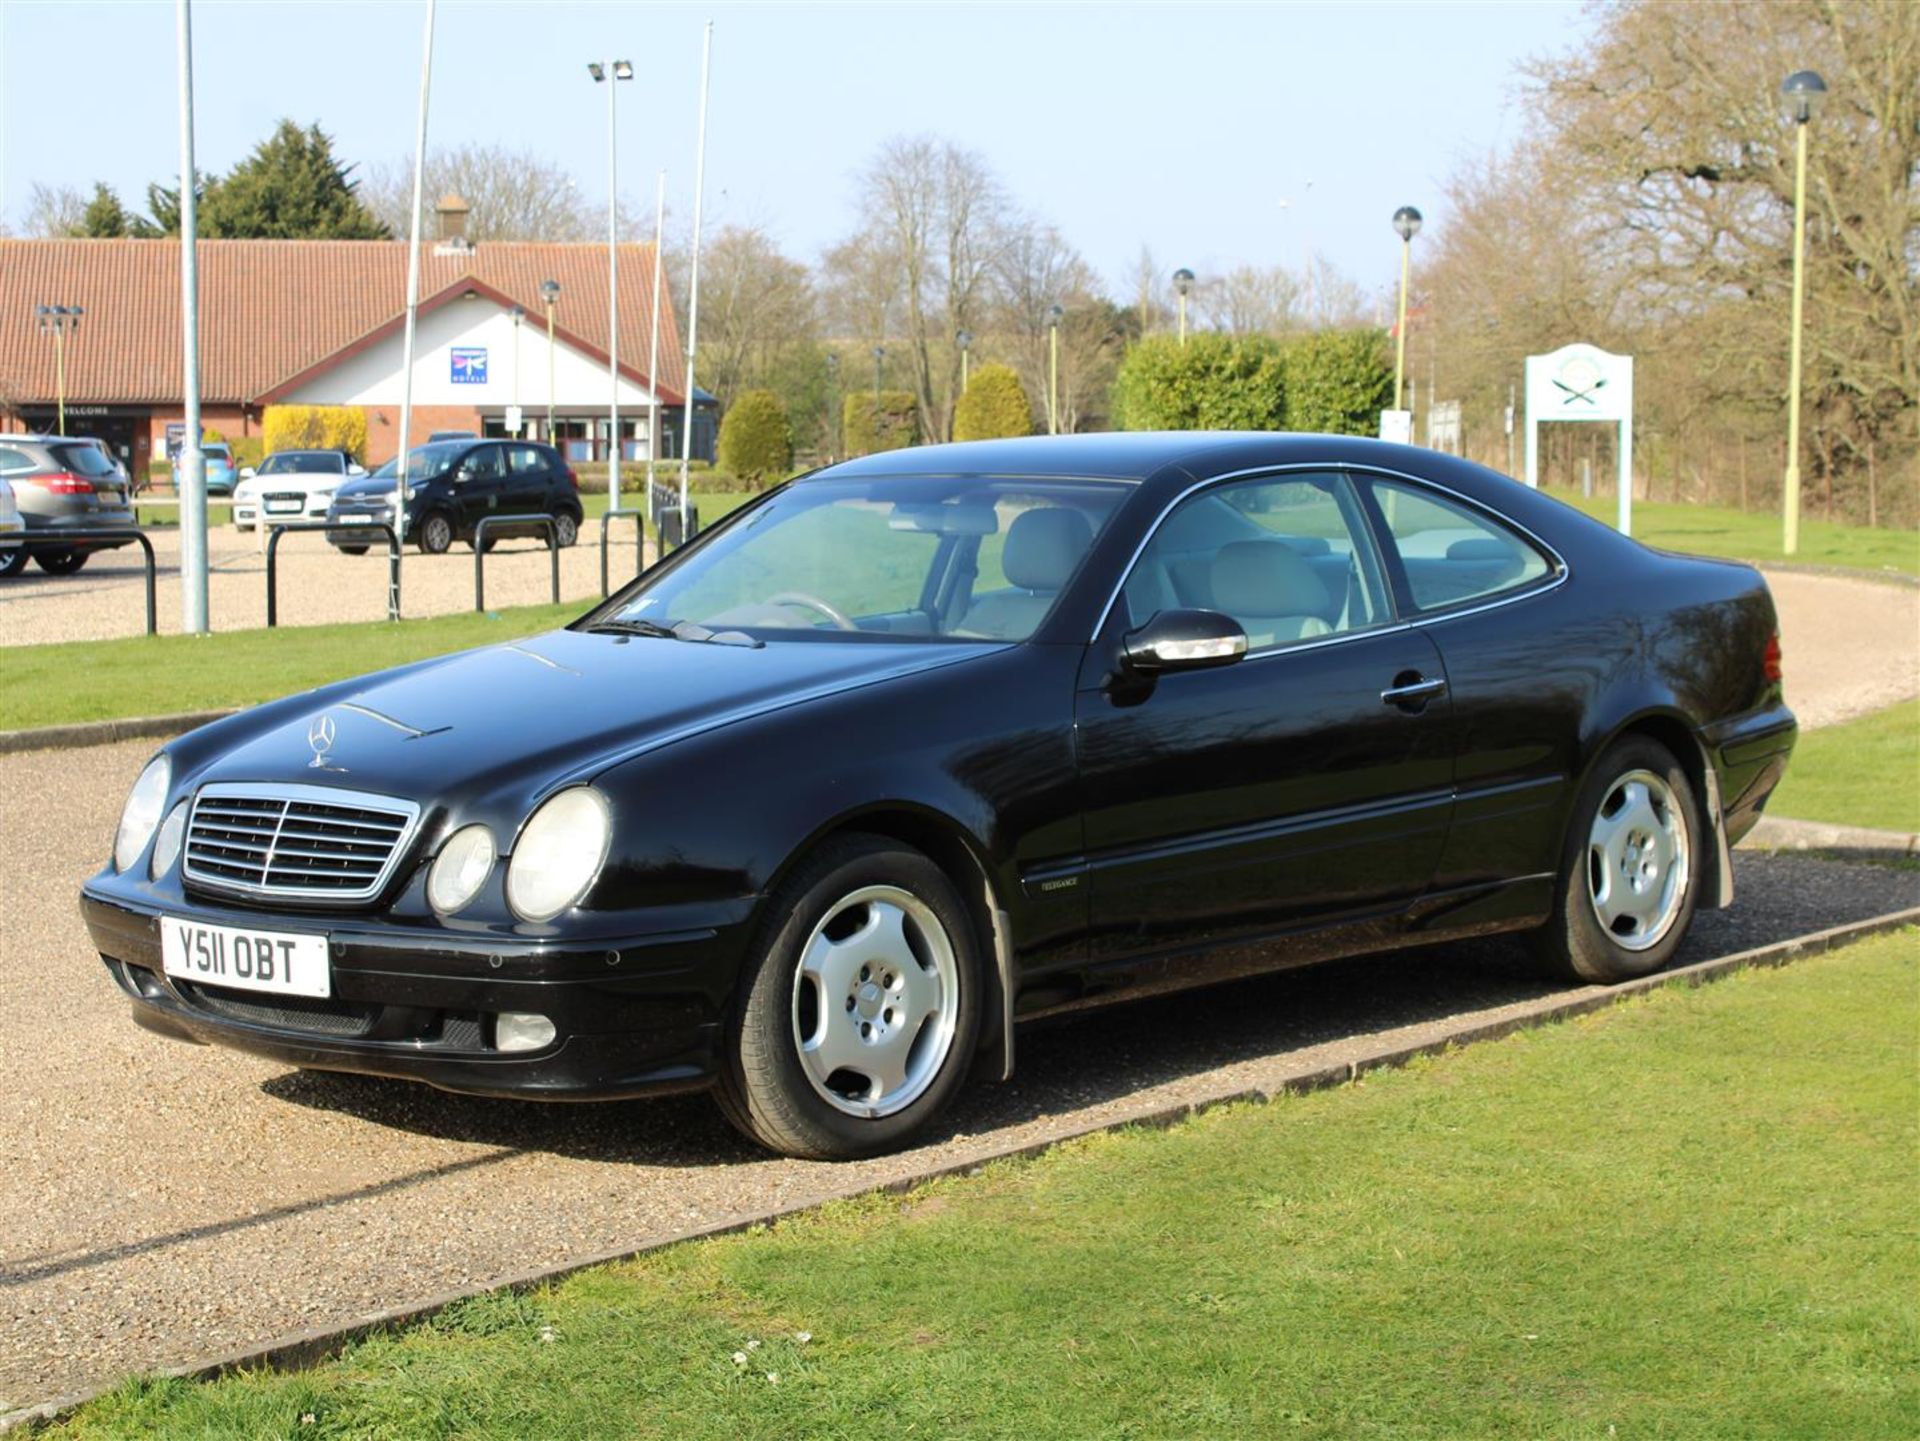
[230,436,266,470]
[716,390,794,481]
[843,390,919,455]
[262,404,369,460]
[1110,333,1286,432]
[1280,329,1395,436]
[952,364,1035,441]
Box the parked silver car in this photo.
[0,434,138,577]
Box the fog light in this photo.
[496,1012,556,1053]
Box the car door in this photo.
[503,444,552,524]
[452,443,508,534]
[1072,469,1455,963]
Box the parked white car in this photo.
[0,474,23,559]
[232,449,366,531]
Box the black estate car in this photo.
[326,438,583,554]
[82,433,1797,1158]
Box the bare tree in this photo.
[698,223,816,403]
[364,144,597,241]
[21,182,85,238]
[1195,263,1303,335]
[991,222,1128,433]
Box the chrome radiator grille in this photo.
[183,783,421,903]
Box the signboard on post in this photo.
[1377,409,1413,445]
[504,405,524,436]
[1524,342,1634,535]
[1429,400,1462,455]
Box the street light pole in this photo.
[35,306,82,435]
[540,278,560,440]
[1172,268,1194,345]
[1391,206,1422,411]
[394,0,437,554]
[645,167,664,520]
[589,59,633,513]
[176,0,209,633]
[824,352,839,461]
[1047,304,1064,435]
[957,329,972,393]
[509,306,523,433]
[678,22,714,537]
[1780,69,1826,557]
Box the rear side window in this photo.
[508,445,547,475]
[49,443,117,477]
[0,447,33,472]
[1367,479,1554,612]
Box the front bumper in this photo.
[81,887,743,1101]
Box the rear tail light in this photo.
[36,473,93,496]
[565,465,580,491]
[1763,632,1783,684]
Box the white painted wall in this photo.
[285,297,661,410]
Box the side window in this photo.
[1123,472,1391,652]
[464,445,506,479]
[0,447,33,472]
[508,445,546,476]
[1367,479,1554,612]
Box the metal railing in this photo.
[650,487,700,552]
[266,522,401,627]
[7,528,158,636]
[599,508,646,597]
[472,515,559,613]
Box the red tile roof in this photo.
[0,239,683,408]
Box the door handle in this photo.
[1380,674,1447,708]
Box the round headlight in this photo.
[506,789,610,922]
[114,755,171,873]
[149,801,189,880]
[428,824,496,915]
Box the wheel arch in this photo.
[760,800,1016,1083]
[1581,706,1733,910]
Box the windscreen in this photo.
[373,443,465,480]
[261,452,343,475]
[49,443,118,477]
[600,476,1128,643]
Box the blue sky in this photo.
[0,1,1590,297]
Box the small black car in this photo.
[82,434,1797,1158]
[326,438,583,554]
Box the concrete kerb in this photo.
[5,902,1915,1434]
[0,709,236,758]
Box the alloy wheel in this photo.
[789,885,960,1119]
[1586,768,1690,952]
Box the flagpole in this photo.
[176,0,207,633]
[677,21,712,543]
[395,0,436,546]
[645,168,665,525]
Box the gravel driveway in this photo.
[0,523,648,645]
[2,738,1914,1414]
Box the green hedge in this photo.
[1280,329,1395,436]
[717,389,794,481]
[953,364,1035,441]
[1109,328,1393,436]
[844,390,919,455]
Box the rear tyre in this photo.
[335,545,370,557]
[35,549,87,576]
[554,511,580,548]
[1532,735,1702,983]
[416,512,453,555]
[716,834,981,1160]
[0,546,27,579]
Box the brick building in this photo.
[0,206,714,482]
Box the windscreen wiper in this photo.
[586,616,762,648]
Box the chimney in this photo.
[433,193,472,250]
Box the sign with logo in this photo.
[1377,409,1413,445]
[1523,342,1634,534]
[165,422,186,463]
[450,347,489,385]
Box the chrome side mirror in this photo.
[1122,608,1248,673]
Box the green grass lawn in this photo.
[62,931,1918,1439]
[1544,486,1920,577]
[0,603,581,732]
[1768,698,1920,833]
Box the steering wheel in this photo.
[766,590,858,631]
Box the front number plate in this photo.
[160,917,331,998]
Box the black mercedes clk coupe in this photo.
[81,434,1797,1158]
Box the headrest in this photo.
[1211,541,1331,618]
[1004,507,1093,591]
[1278,535,1332,556]
[1446,537,1512,563]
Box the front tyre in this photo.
[717,834,981,1159]
[1533,735,1702,983]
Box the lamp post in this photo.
[871,344,885,450]
[34,305,83,435]
[540,278,560,441]
[824,351,840,461]
[957,329,972,392]
[1046,304,1064,435]
[509,305,524,434]
[1391,206,1422,410]
[1172,268,1194,345]
[588,58,633,510]
[1780,68,1826,557]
